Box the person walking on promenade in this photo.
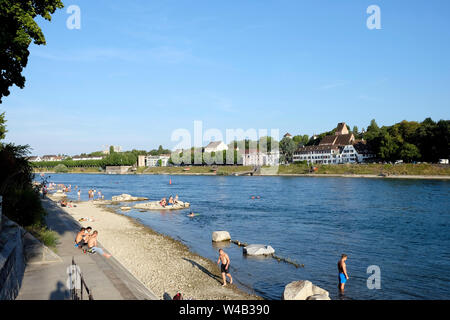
[217,249,233,286]
[338,254,349,292]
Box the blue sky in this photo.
[2,0,450,155]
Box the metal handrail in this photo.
[71,256,94,300]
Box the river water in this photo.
[39,173,450,300]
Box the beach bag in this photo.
[173,293,183,300]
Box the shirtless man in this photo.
[75,228,86,247]
[77,227,91,249]
[217,249,233,286]
[87,231,111,258]
[338,254,349,292]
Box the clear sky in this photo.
[2,0,450,155]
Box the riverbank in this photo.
[34,163,450,179]
[50,196,260,300]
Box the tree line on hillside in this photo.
[287,118,449,163]
[363,118,449,162]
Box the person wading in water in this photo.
[217,249,233,287]
[338,254,349,292]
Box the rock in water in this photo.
[282,280,330,300]
[306,294,331,300]
[212,231,231,242]
[243,244,275,256]
[112,194,149,202]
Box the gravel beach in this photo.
[57,198,261,300]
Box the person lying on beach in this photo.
[217,249,233,286]
[61,199,68,207]
[86,231,111,258]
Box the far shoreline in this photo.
[35,171,450,180]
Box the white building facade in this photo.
[243,150,280,166]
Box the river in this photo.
[38,173,450,300]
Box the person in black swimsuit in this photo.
[217,249,233,286]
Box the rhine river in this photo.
[41,173,450,300]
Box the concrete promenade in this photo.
[16,198,157,300]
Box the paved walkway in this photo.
[17,198,157,300]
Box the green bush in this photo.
[54,163,68,173]
[3,186,46,226]
[26,225,59,251]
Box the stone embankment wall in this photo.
[0,217,25,300]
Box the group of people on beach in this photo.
[159,194,179,207]
[75,227,111,258]
[88,189,103,201]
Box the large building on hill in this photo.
[293,122,375,164]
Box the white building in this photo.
[27,156,42,162]
[102,145,122,154]
[293,122,375,164]
[138,154,170,167]
[72,155,104,161]
[243,149,280,166]
[204,141,228,153]
[41,155,62,161]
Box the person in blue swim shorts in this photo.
[338,254,349,292]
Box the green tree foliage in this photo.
[31,151,138,168]
[292,134,309,147]
[279,137,297,163]
[54,163,68,173]
[364,118,449,162]
[0,143,45,226]
[0,0,64,102]
[0,111,6,139]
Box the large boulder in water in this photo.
[212,231,231,242]
[307,294,331,300]
[133,201,189,210]
[243,244,275,256]
[282,280,330,300]
[111,194,148,202]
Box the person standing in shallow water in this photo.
[217,249,233,286]
[338,254,349,292]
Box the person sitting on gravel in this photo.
[86,231,111,258]
[76,227,92,249]
[75,227,86,247]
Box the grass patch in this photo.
[26,225,59,252]
[278,163,450,176]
